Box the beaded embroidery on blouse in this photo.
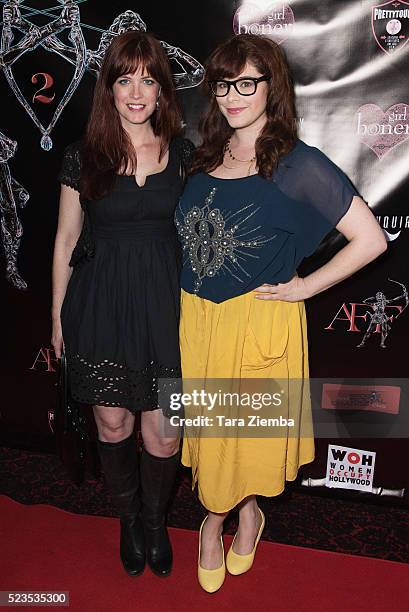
[175,187,277,293]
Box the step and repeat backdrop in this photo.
[1,0,408,498]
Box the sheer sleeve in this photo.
[275,143,360,257]
[58,141,81,192]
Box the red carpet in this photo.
[1,495,408,611]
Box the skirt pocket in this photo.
[242,298,290,370]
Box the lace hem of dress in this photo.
[67,353,182,417]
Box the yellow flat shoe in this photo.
[226,508,265,576]
[198,516,226,593]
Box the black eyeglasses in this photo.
[208,75,271,97]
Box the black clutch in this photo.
[58,351,88,437]
[57,351,89,484]
[59,350,70,432]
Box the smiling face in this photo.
[215,62,269,132]
[112,65,161,130]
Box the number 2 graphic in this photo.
[31,73,55,104]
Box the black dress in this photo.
[58,137,193,414]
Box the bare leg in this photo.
[200,510,228,569]
[233,495,263,554]
[141,408,180,457]
[93,404,179,452]
[93,404,135,442]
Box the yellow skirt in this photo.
[179,288,315,513]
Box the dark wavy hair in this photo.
[81,30,182,200]
[190,34,297,178]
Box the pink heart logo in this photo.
[233,2,295,45]
[356,103,409,159]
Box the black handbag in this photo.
[57,351,89,484]
[59,350,70,432]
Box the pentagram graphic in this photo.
[0,1,204,290]
[0,0,204,150]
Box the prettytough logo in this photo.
[372,0,409,53]
[233,1,295,44]
[355,103,409,158]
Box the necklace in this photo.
[225,139,256,163]
[221,159,256,176]
[223,139,256,176]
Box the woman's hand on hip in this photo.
[253,275,309,302]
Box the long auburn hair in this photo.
[190,34,297,178]
[80,30,182,200]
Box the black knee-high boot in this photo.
[96,433,145,576]
[140,447,180,577]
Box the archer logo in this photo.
[325,279,408,348]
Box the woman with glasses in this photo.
[175,34,386,592]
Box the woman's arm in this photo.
[51,184,84,357]
[254,196,387,302]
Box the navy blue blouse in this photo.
[175,139,359,304]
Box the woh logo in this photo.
[233,1,295,44]
[355,103,409,158]
[372,0,409,53]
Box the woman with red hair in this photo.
[176,34,386,592]
[52,31,193,579]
